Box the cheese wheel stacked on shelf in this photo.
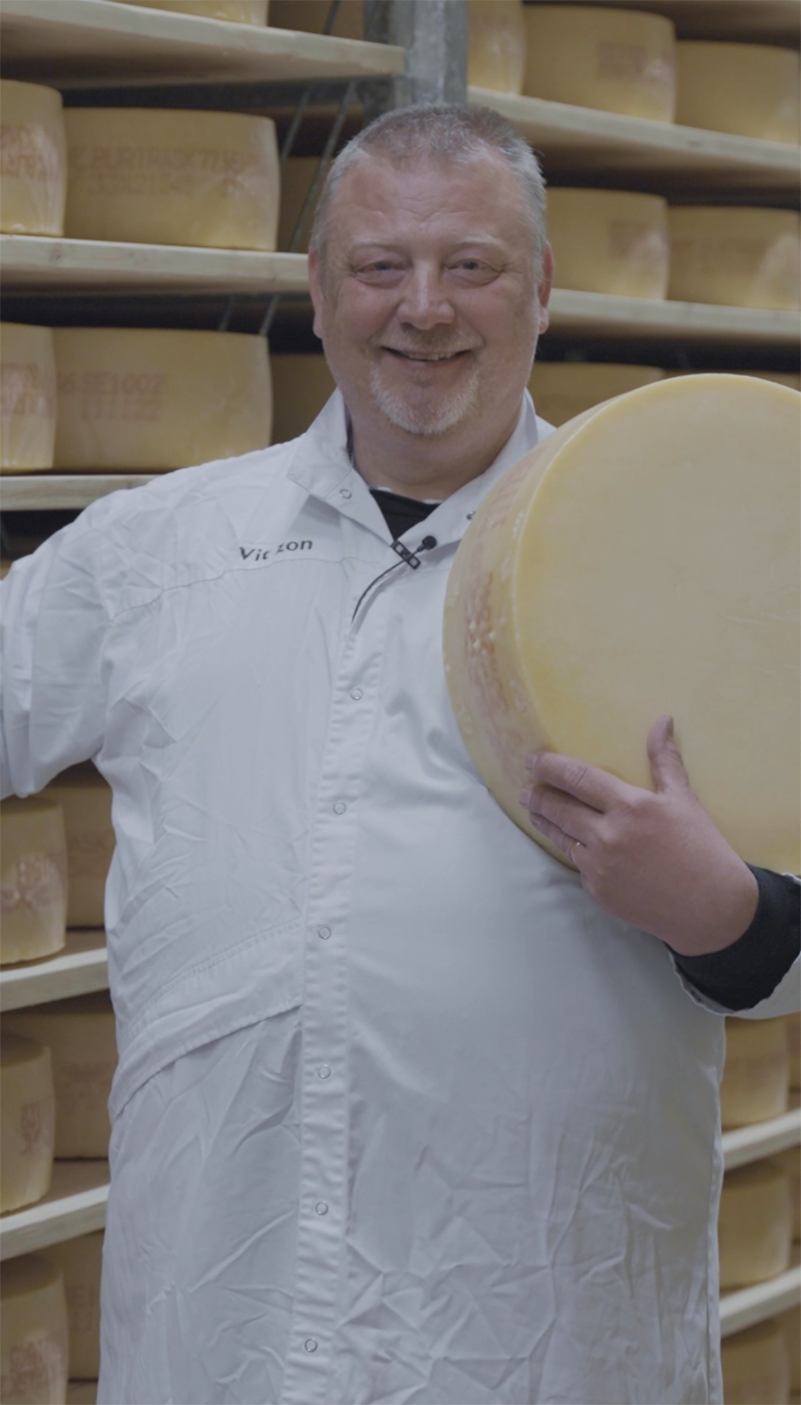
[546,189,670,299]
[64,108,280,252]
[5,994,117,1159]
[0,1255,69,1405]
[116,0,268,20]
[44,765,114,929]
[787,1014,800,1091]
[528,362,665,426]
[0,1032,55,1213]
[67,1384,98,1405]
[676,42,801,144]
[668,207,801,310]
[0,80,67,237]
[269,0,362,37]
[53,328,272,471]
[720,1017,790,1129]
[270,354,335,441]
[769,1148,800,1242]
[44,1232,104,1381]
[522,5,676,121]
[0,323,57,473]
[468,1,526,95]
[720,1319,791,1405]
[0,798,67,964]
[778,1299,800,1395]
[718,1161,793,1290]
[278,156,320,252]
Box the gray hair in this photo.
[309,103,547,274]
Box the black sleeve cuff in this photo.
[672,868,800,1012]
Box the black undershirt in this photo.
[371,487,801,1012]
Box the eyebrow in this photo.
[347,237,508,256]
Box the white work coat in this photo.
[2,392,798,1405]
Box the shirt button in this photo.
[339,488,352,499]
[304,1338,318,1353]
[350,688,363,701]
[317,925,331,940]
[315,1201,329,1215]
[333,801,347,815]
[317,1064,332,1080]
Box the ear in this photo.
[308,250,325,341]
[536,242,554,334]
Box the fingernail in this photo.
[524,753,540,772]
[517,787,532,806]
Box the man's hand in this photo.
[517,715,759,956]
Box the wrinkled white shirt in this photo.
[2,391,798,1405]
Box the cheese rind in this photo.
[66,1386,97,1405]
[1,323,57,472]
[44,765,114,929]
[769,1146,801,1241]
[546,188,669,299]
[0,1255,69,1405]
[270,354,335,441]
[469,1,526,95]
[528,362,665,427]
[43,1233,104,1379]
[116,0,268,19]
[720,1016,790,1129]
[442,375,800,871]
[53,328,272,470]
[718,1161,792,1290]
[5,994,117,1159]
[0,1033,55,1213]
[787,1013,800,1090]
[523,5,676,121]
[0,80,67,237]
[778,1303,800,1393]
[676,41,800,144]
[64,108,279,252]
[269,0,362,37]
[668,206,801,310]
[720,1319,791,1405]
[0,798,67,965]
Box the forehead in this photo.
[326,151,531,251]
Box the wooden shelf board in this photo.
[722,1108,801,1172]
[523,1,801,46]
[0,929,108,1011]
[470,90,800,194]
[546,288,800,345]
[1,474,156,510]
[0,1161,109,1261]
[0,237,309,295]
[0,0,404,85]
[720,1264,801,1337]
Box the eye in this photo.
[353,258,405,284]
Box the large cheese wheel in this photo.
[720,1319,791,1405]
[0,1033,55,1213]
[269,0,362,37]
[547,188,669,299]
[522,5,676,121]
[720,1017,790,1130]
[66,1385,97,1405]
[0,799,67,965]
[443,375,800,872]
[0,323,56,473]
[778,1302,800,1392]
[116,0,268,20]
[718,1161,792,1290]
[528,362,665,426]
[469,1,526,95]
[64,108,279,252]
[676,42,800,144]
[769,1146,801,1241]
[0,1256,69,1405]
[668,206,800,310]
[53,328,272,470]
[278,156,320,253]
[43,1233,103,1379]
[5,994,117,1159]
[271,354,335,441]
[0,81,67,237]
[786,1013,800,1091]
[44,766,113,929]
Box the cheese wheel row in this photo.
[0,798,67,964]
[718,1161,793,1291]
[721,1319,791,1405]
[43,766,113,929]
[44,1232,104,1380]
[0,1033,55,1213]
[0,1254,69,1405]
[546,189,800,309]
[720,1018,790,1130]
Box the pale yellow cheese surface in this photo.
[0,80,67,237]
[720,1319,791,1405]
[528,362,665,427]
[778,1302,800,1393]
[0,1255,69,1405]
[787,1013,800,1091]
[54,328,272,470]
[720,1017,790,1130]
[469,1,526,95]
[271,354,335,441]
[1,323,57,472]
[0,1033,55,1214]
[0,798,67,965]
[718,1161,792,1290]
[5,994,117,1159]
[66,1385,97,1405]
[676,41,800,144]
[770,1146,801,1242]
[64,108,279,252]
[116,0,268,20]
[44,765,114,929]
[44,1233,103,1380]
[523,4,675,121]
[269,0,362,37]
[443,375,800,872]
[668,206,801,310]
[547,188,669,299]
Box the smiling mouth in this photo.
[384,348,471,363]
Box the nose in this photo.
[396,263,456,330]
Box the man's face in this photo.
[309,152,552,444]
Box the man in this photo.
[1,105,798,1405]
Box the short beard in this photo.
[369,360,481,437]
